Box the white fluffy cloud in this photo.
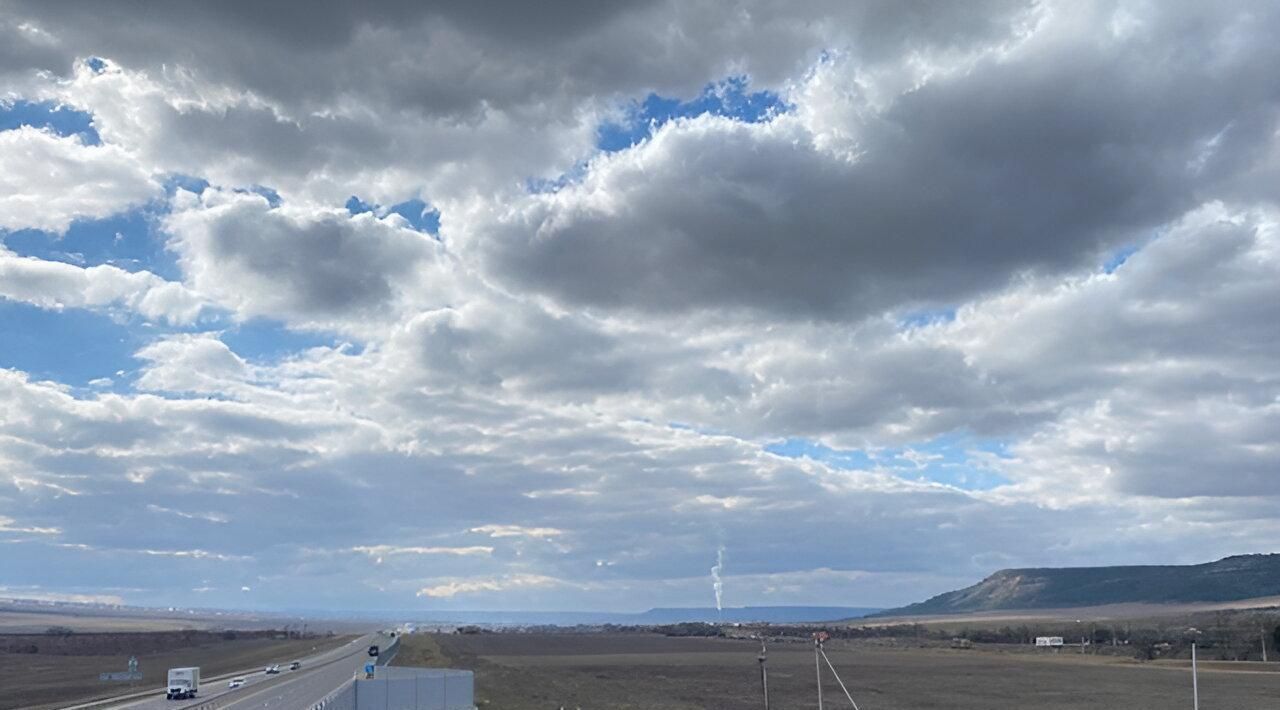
[0,244,203,324]
[0,126,157,233]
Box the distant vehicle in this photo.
[228,677,245,688]
[166,667,200,700]
[265,664,281,674]
[289,660,301,670]
[368,645,380,657]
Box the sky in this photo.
[0,0,1277,613]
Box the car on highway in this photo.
[264,664,280,674]
[289,660,301,670]
[228,677,245,688]
[368,644,379,657]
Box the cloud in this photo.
[0,515,60,535]
[352,545,494,557]
[164,189,445,328]
[0,1,1277,613]
[5,1,1032,206]
[134,334,250,394]
[0,245,204,324]
[0,126,158,233]
[470,525,563,539]
[471,3,1280,321]
[416,573,566,599]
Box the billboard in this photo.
[1035,636,1064,647]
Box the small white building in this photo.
[1035,636,1064,647]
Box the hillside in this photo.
[880,554,1280,617]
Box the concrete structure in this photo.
[356,666,474,710]
[312,665,474,710]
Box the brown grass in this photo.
[396,631,1280,710]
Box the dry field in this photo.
[397,632,1280,709]
[0,611,217,635]
[0,631,355,710]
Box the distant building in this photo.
[1035,636,1064,647]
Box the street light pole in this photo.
[1191,641,1199,710]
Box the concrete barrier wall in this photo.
[312,678,355,710]
[353,667,474,710]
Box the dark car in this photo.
[368,645,379,657]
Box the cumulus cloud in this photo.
[0,126,157,233]
[164,189,445,328]
[471,3,1280,321]
[5,1,1033,205]
[0,244,204,324]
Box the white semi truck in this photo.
[166,667,200,700]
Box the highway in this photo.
[83,633,386,710]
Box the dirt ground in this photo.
[398,632,1280,710]
[0,632,355,710]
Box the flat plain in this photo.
[402,632,1280,709]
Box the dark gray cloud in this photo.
[1,0,1033,206]
[477,2,1280,321]
[165,190,442,324]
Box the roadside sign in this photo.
[100,672,143,681]
[364,663,375,679]
[101,657,142,681]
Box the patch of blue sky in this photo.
[1103,244,1140,274]
[0,300,144,390]
[597,76,788,153]
[765,438,876,469]
[346,196,440,235]
[765,433,1010,491]
[897,307,957,330]
[524,167,589,195]
[240,185,282,207]
[163,174,211,197]
[220,318,357,364]
[2,203,183,281]
[0,99,100,145]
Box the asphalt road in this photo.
[96,634,384,710]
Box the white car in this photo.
[265,665,280,675]
[228,677,245,688]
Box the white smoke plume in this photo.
[711,545,725,615]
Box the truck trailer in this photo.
[166,667,200,700]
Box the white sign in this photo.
[1035,636,1064,647]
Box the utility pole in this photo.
[1191,641,1199,710]
[758,638,770,710]
[814,632,826,710]
[1262,628,1269,663]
